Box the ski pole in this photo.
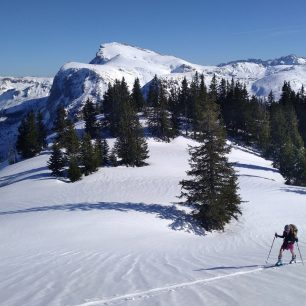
[297,242,304,265]
[265,236,276,264]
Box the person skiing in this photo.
[275,224,298,266]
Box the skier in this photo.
[275,224,298,266]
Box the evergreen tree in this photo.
[178,77,190,135]
[168,86,180,137]
[146,75,159,108]
[148,81,173,141]
[83,98,98,138]
[48,143,66,177]
[67,157,82,182]
[109,147,118,167]
[102,138,109,165]
[81,133,97,175]
[115,97,149,166]
[179,96,242,231]
[103,78,131,136]
[37,112,47,149]
[54,106,67,146]
[93,137,109,167]
[131,78,145,111]
[16,111,40,158]
[64,120,80,157]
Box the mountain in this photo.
[46,42,306,118]
[0,77,53,160]
[1,42,306,158]
[218,54,306,67]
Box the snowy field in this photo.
[0,136,306,306]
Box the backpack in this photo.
[290,224,298,238]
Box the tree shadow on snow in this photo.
[194,264,261,271]
[0,202,205,235]
[280,187,306,195]
[0,166,51,188]
[234,162,278,173]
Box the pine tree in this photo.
[179,96,242,231]
[36,112,47,149]
[67,157,82,182]
[48,143,66,177]
[103,78,131,136]
[16,111,40,158]
[115,98,149,166]
[109,147,118,167]
[168,86,180,137]
[83,98,98,138]
[81,133,97,175]
[54,106,67,147]
[64,120,80,157]
[102,138,109,165]
[131,78,145,111]
[148,81,173,141]
[178,77,190,135]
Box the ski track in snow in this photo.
[74,265,286,306]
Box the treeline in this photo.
[16,73,306,186]
[140,73,306,186]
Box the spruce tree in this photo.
[102,138,109,165]
[131,78,145,111]
[48,143,66,177]
[67,157,82,182]
[16,111,40,158]
[148,81,173,141]
[115,97,149,166]
[179,97,242,231]
[54,106,67,147]
[64,120,80,157]
[81,133,97,175]
[83,98,98,138]
[178,77,190,135]
[37,112,47,149]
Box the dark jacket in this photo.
[277,231,297,243]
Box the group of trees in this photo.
[48,102,109,182]
[48,79,150,182]
[15,72,306,231]
[16,111,47,158]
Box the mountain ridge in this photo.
[1,42,306,159]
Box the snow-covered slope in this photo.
[0,135,305,306]
[0,77,53,160]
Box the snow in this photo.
[0,136,306,306]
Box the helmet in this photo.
[284,225,290,232]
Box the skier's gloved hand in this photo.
[296,238,298,242]
[275,233,278,238]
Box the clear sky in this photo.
[1,0,306,77]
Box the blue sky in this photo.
[1,0,306,76]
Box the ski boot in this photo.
[275,258,283,266]
[289,255,296,264]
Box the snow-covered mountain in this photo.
[0,77,53,160]
[47,42,306,115]
[218,54,306,67]
[1,42,306,159]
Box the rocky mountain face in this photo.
[1,42,306,159]
[0,77,53,160]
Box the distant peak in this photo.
[89,42,158,65]
[218,54,306,67]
